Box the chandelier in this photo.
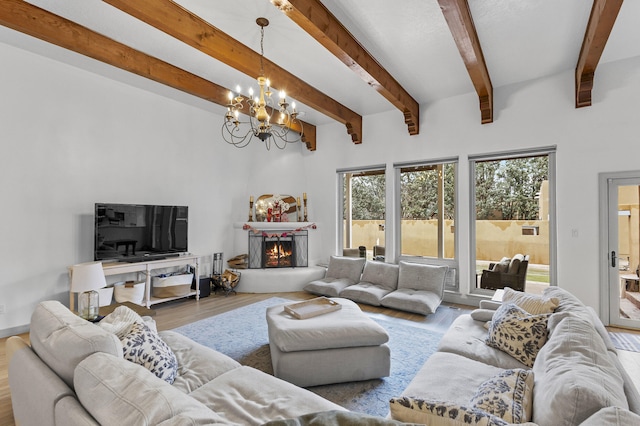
[222,18,303,150]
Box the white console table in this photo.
[69,255,201,310]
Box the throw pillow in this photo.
[389,397,510,426]
[120,321,178,384]
[492,257,511,273]
[470,309,495,323]
[502,287,559,315]
[469,369,534,423]
[99,305,146,338]
[486,303,550,367]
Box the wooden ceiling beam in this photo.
[0,0,317,150]
[102,0,362,145]
[438,0,493,124]
[272,0,420,136]
[575,0,624,108]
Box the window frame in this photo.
[337,165,387,257]
[468,146,557,296]
[393,157,459,291]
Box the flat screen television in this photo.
[94,203,188,262]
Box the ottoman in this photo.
[266,297,390,387]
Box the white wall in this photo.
[2,31,639,335]
[0,38,310,334]
[301,54,640,310]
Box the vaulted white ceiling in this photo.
[2,0,639,131]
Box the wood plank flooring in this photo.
[1,292,639,425]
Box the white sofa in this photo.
[7,300,346,426]
[305,256,453,315]
[388,286,640,426]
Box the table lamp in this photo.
[71,261,106,321]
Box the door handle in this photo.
[612,251,616,268]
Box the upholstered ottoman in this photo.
[266,298,390,387]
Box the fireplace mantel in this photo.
[233,222,316,231]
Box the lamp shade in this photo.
[71,261,107,293]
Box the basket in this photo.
[152,273,193,298]
[97,287,114,307]
[113,281,145,305]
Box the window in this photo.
[338,167,386,259]
[471,148,556,295]
[396,161,456,260]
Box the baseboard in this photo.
[0,323,29,339]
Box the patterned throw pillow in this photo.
[389,397,509,426]
[469,369,534,423]
[120,321,178,384]
[486,303,549,367]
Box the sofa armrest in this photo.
[8,338,76,426]
[479,300,502,311]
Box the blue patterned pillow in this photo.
[389,397,509,425]
[469,369,534,423]
[120,321,178,384]
[486,303,550,367]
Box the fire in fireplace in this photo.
[263,236,294,268]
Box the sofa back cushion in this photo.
[360,261,399,291]
[532,313,628,426]
[398,262,448,296]
[29,300,122,389]
[326,256,366,283]
[502,287,559,315]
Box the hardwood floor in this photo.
[2,292,639,425]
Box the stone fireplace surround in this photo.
[232,222,325,292]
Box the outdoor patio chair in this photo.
[480,254,529,291]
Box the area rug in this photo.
[173,298,443,417]
[609,331,640,353]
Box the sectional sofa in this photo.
[7,300,348,425]
[304,256,454,315]
[388,286,640,425]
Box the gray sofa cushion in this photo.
[29,300,122,389]
[379,289,443,315]
[159,330,241,394]
[304,277,355,297]
[397,262,448,295]
[304,256,366,297]
[360,261,400,291]
[340,262,399,305]
[580,406,640,426]
[325,256,366,283]
[379,262,448,315]
[532,313,628,426]
[74,352,223,426]
[189,366,346,424]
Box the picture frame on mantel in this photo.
[254,194,298,222]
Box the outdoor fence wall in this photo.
[345,219,550,265]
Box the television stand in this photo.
[69,254,202,310]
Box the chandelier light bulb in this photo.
[248,87,254,96]
[228,91,234,101]
[236,84,241,94]
[266,79,271,88]
[292,102,296,111]
[279,90,286,99]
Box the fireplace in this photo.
[248,230,308,269]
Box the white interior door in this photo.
[606,176,640,329]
